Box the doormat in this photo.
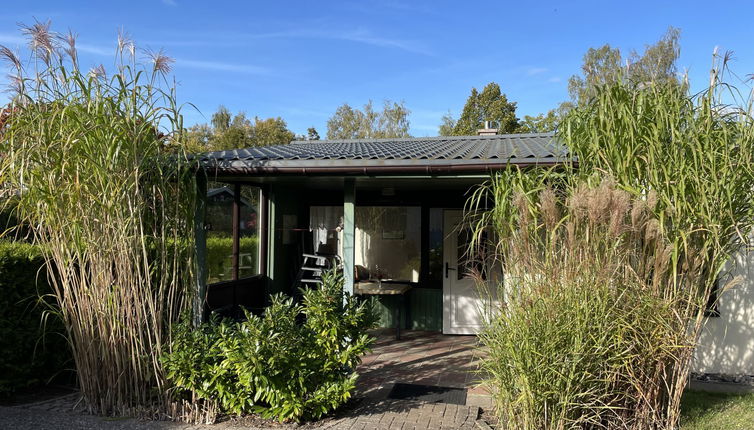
[388,383,467,405]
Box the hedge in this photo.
[0,241,71,396]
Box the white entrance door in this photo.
[443,210,487,335]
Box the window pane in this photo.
[426,208,444,289]
[206,184,234,283]
[356,207,421,282]
[239,185,260,279]
[309,206,343,256]
[205,183,260,284]
[308,206,421,283]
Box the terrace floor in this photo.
[353,329,493,408]
[0,330,496,430]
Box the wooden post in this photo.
[267,187,276,286]
[259,185,269,277]
[193,172,208,327]
[343,178,356,296]
[231,182,240,280]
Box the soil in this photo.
[0,384,77,407]
[477,407,499,429]
[201,396,366,428]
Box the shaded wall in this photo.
[268,183,310,295]
[693,247,754,374]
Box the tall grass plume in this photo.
[0,22,196,416]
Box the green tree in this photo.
[185,107,295,152]
[376,101,411,138]
[306,127,320,140]
[251,116,295,146]
[445,82,520,135]
[211,105,232,131]
[326,100,411,139]
[218,112,253,148]
[568,27,681,106]
[438,111,456,136]
[183,123,213,153]
[518,109,559,133]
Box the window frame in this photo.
[206,181,266,284]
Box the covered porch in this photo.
[198,175,485,333]
[195,133,567,333]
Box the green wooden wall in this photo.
[371,287,442,332]
[268,183,309,295]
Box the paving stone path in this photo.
[1,331,492,429]
[320,399,480,430]
[1,391,487,430]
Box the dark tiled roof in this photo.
[200,133,570,176]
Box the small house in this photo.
[196,131,568,333]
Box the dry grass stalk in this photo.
[467,52,754,429]
[0,23,196,416]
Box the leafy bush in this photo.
[162,271,377,422]
[0,240,70,396]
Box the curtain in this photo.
[309,206,343,259]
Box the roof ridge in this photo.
[289,132,556,145]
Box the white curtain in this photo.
[309,206,343,259]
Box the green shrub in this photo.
[162,271,377,422]
[0,240,70,396]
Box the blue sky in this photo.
[1,1,753,137]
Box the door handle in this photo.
[445,262,456,278]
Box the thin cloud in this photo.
[338,31,432,56]
[77,43,113,56]
[0,33,268,75]
[548,76,562,83]
[175,58,269,74]
[0,33,112,56]
[162,0,177,5]
[0,33,26,46]
[527,67,548,76]
[252,27,433,56]
[148,27,434,56]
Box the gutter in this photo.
[203,160,576,177]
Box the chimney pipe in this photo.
[477,120,499,136]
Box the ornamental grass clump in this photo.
[469,53,754,429]
[0,22,195,415]
[473,177,685,429]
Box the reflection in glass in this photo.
[205,183,260,283]
[426,208,444,289]
[239,185,260,279]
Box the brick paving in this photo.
[317,329,494,429]
[354,329,493,410]
[1,330,494,429]
[321,399,479,430]
[15,392,85,414]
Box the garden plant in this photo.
[162,271,377,423]
[0,23,196,415]
[469,53,754,429]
